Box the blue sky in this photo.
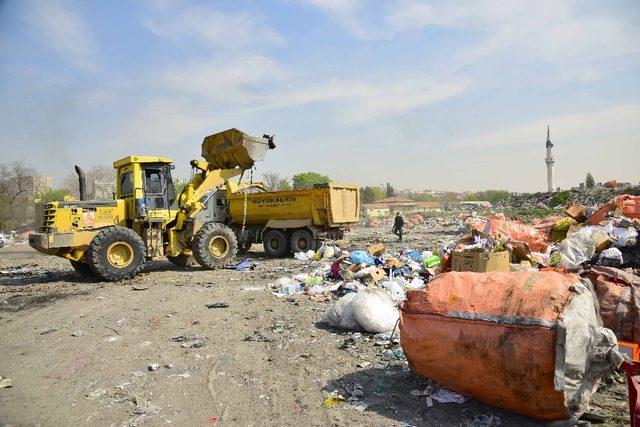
[0,0,639,192]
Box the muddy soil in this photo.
[0,225,630,426]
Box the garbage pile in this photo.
[492,187,639,211]
[269,242,442,333]
[460,197,640,273]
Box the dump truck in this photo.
[29,128,360,281]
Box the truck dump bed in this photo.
[227,183,359,228]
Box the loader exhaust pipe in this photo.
[74,165,87,201]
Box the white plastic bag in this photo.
[556,226,607,268]
[379,278,407,304]
[598,247,623,266]
[614,227,638,247]
[351,288,399,333]
[322,292,357,328]
[322,289,399,333]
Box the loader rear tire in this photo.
[263,229,289,257]
[86,226,146,281]
[167,254,198,268]
[70,260,94,277]
[192,223,238,269]
[290,229,316,253]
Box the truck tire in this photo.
[238,241,252,254]
[290,229,316,253]
[86,226,146,281]
[263,229,289,257]
[167,254,198,268]
[70,260,94,277]
[192,223,238,269]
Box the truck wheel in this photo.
[237,241,252,254]
[263,229,289,257]
[167,254,198,268]
[70,260,94,277]
[192,223,238,269]
[86,226,146,281]
[290,229,316,253]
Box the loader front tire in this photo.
[70,260,94,277]
[263,229,289,257]
[87,226,146,281]
[192,223,238,269]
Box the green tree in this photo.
[361,186,386,203]
[36,188,72,202]
[292,172,330,189]
[585,172,595,189]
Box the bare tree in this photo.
[63,165,115,200]
[261,172,291,191]
[0,160,36,232]
[262,172,282,191]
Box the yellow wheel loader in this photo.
[30,128,275,281]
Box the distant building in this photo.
[362,197,442,217]
[545,126,555,192]
[26,176,52,196]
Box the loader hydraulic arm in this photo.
[173,160,244,230]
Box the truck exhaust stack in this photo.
[74,165,87,201]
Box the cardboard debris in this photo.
[564,203,586,221]
[451,250,510,273]
[367,242,385,256]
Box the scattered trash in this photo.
[321,392,346,408]
[86,388,107,400]
[132,285,149,291]
[225,258,257,271]
[148,363,160,371]
[171,333,208,348]
[429,387,468,404]
[598,247,623,266]
[0,376,13,388]
[205,302,229,309]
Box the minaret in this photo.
[545,125,555,192]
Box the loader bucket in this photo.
[201,128,271,170]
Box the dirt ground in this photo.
[0,225,631,426]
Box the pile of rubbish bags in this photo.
[269,242,442,333]
[462,196,640,273]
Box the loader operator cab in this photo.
[113,156,176,223]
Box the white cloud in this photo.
[454,103,640,150]
[306,0,640,79]
[144,3,285,49]
[21,0,96,70]
[160,55,286,100]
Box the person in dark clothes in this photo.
[392,212,404,242]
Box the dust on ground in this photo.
[0,223,630,426]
